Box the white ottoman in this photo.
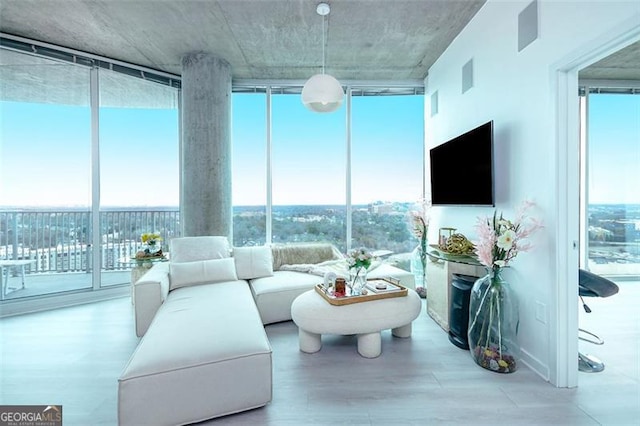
[291,289,421,358]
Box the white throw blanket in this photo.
[279,259,382,279]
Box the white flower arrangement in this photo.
[346,247,373,270]
[474,200,543,269]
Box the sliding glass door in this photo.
[98,69,180,287]
[0,49,93,299]
[1,45,181,307]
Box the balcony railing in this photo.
[1,206,638,282]
[0,208,180,273]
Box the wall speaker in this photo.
[462,59,473,93]
[431,90,439,116]
[518,0,539,52]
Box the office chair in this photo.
[578,269,619,373]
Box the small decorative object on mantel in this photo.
[438,227,456,248]
[407,198,431,298]
[468,200,543,373]
[441,233,476,256]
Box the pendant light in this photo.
[301,2,344,113]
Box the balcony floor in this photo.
[1,270,131,300]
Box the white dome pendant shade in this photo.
[301,73,344,112]
[301,2,344,113]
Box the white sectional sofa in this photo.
[118,237,414,425]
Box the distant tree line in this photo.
[233,206,417,254]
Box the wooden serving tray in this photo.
[314,278,408,306]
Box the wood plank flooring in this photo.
[0,281,638,425]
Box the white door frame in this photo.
[553,18,640,388]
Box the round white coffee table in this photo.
[291,288,421,358]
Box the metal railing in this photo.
[1,207,637,278]
[0,208,180,273]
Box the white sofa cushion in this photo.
[170,258,238,290]
[234,246,274,280]
[118,281,272,426]
[250,271,324,324]
[170,236,230,263]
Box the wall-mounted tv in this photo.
[429,120,494,206]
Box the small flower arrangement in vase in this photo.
[138,232,163,258]
[406,198,430,298]
[346,247,373,295]
[468,200,543,373]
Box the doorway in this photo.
[555,23,640,388]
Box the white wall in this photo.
[424,0,640,385]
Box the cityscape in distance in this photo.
[1,202,638,277]
[586,204,640,273]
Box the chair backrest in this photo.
[169,236,231,263]
[578,269,619,298]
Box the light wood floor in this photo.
[0,281,638,426]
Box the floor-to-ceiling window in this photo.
[231,87,425,260]
[98,69,180,286]
[351,91,424,253]
[0,49,93,299]
[2,37,424,310]
[580,88,640,278]
[0,41,181,309]
[271,91,347,250]
[232,91,267,246]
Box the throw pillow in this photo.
[169,236,231,263]
[233,246,274,280]
[170,258,238,290]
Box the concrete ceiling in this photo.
[0,0,488,82]
[579,40,640,82]
[0,0,637,88]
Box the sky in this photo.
[587,94,640,205]
[1,92,638,208]
[0,93,424,207]
[232,93,425,206]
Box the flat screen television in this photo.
[429,120,494,206]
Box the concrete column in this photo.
[181,53,232,239]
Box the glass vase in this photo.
[467,267,520,373]
[144,242,162,256]
[350,266,368,296]
[410,244,427,296]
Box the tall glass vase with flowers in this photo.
[407,198,430,298]
[468,200,543,373]
[346,247,373,295]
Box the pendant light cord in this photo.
[321,13,326,75]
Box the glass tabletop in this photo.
[119,255,169,265]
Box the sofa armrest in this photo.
[134,262,171,337]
